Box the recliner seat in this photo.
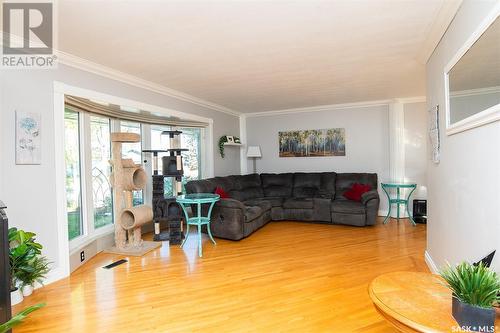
[185,172,379,240]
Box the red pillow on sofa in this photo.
[214,186,229,199]
[343,183,372,202]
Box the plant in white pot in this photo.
[440,261,500,331]
[19,256,50,296]
[8,228,46,303]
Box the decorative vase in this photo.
[10,287,24,305]
[452,296,495,332]
[22,284,34,297]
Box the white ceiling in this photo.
[57,0,460,113]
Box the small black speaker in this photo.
[413,199,427,224]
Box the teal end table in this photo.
[176,193,220,257]
[381,182,417,226]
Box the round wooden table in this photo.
[369,271,499,333]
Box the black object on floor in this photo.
[0,200,11,329]
[412,199,427,224]
[103,259,128,269]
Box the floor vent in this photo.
[102,259,128,269]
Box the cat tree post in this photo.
[110,133,152,251]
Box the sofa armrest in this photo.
[361,190,379,205]
[218,198,245,210]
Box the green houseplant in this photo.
[0,303,45,333]
[440,261,500,331]
[8,228,48,302]
[218,135,241,158]
[18,255,51,296]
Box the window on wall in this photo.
[151,125,173,196]
[64,110,83,240]
[180,127,202,188]
[120,121,143,205]
[90,116,113,229]
[64,110,115,243]
[63,100,206,245]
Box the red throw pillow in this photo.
[214,186,229,199]
[343,183,372,202]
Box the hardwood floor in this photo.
[13,218,427,332]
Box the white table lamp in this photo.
[247,146,262,174]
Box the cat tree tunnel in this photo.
[109,132,156,252]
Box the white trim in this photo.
[417,0,463,64]
[444,3,500,136]
[56,52,241,117]
[68,227,114,256]
[244,96,426,118]
[425,250,439,274]
[450,85,500,98]
[51,82,215,284]
[53,88,71,283]
[239,115,248,175]
[446,104,500,135]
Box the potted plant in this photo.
[18,255,50,296]
[8,228,44,304]
[0,303,45,333]
[440,261,500,331]
[218,135,241,158]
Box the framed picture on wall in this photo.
[15,111,41,165]
[278,128,346,157]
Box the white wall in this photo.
[245,102,428,214]
[426,0,500,272]
[404,102,428,201]
[0,64,240,280]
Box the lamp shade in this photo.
[247,146,262,158]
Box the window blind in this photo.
[64,95,208,128]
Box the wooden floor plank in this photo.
[13,218,427,332]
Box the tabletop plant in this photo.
[440,261,500,330]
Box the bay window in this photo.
[63,103,204,245]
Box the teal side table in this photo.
[177,193,220,257]
[381,183,417,226]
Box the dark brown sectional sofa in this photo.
[185,172,379,240]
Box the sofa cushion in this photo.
[335,173,377,200]
[244,206,263,222]
[293,173,321,198]
[245,197,284,207]
[229,187,263,202]
[243,199,272,212]
[236,174,262,189]
[261,173,293,197]
[283,198,314,209]
[317,172,337,198]
[331,200,366,214]
[185,179,216,194]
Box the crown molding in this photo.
[417,0,463,64]
[0,32,240,117]
[56,51,241,117]
[244,96,426,118]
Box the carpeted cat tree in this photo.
[104,132,161,256]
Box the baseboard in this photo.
[35,265,68,289]
[425,250,439,274]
